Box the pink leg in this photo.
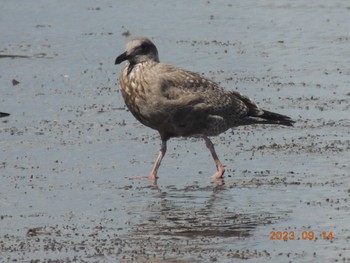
[203,136,225,179]
[148,139,167,180]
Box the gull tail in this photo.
[0,112,10,118]
[258,110,295,127]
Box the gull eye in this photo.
[140,43,148,51]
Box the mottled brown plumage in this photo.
[115,37,294,181]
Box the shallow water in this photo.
[1,0,349,262]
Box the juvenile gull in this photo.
[115,37,294,181]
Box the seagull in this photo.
[114,37,294,181]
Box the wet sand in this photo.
[0,1,349,262]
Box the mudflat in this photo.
[0,1,349,262]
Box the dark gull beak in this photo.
[115,52,128,64]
